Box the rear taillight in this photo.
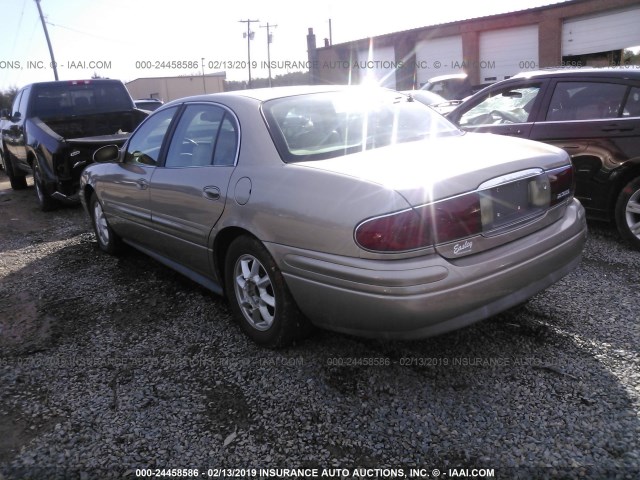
[355,194,482,252]
[355,164,574,253]
[549,165,574,206]
[431,194,482,244]
[354,208,435,252]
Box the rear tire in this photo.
[90,193,122,254]
[33,162,58,211]
[225,235,311,348]
[615,176,640,250]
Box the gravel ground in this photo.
[0,171,639,480]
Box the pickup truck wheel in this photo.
[3,152,28,190]
[615,176,640,250]
[90,193,122,254]
[33,163,58,211]
[224,235,311,348]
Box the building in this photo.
[125,72,226,102]
[307,0,640,90]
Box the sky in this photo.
[0,0,574,91]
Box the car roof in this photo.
[427,73,469,83]
[28,79,124,87]
[512,67,640,80]
[163,85,400,106]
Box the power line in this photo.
[45,21,130,45]
[9,0,28,57]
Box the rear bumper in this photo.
[269,199,587,339]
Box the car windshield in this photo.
[262,89,461,162]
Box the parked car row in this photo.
[3,68,637,348]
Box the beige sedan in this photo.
[81,86,587,347]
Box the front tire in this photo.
[90,193,122,254]
[615,176,640,250]
[225,235,310,348]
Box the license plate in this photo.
[480,177,546,232]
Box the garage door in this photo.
[415,35,464,86]
[562,6,640,56]
[480,25,539,84]
[356,45,397,88]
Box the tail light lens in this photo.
[355,194,482,251]
[549,165,574,206]
[355,164,574,253]
[354,208,435,252]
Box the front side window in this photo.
[11,91,23,118]
[458,84,541,127]
[124,107,177,166]
[165,104,238,168]
[546,82,627,121]
[263,89,460,162]
[17,87,31,118]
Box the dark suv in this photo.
[448,68,640,249]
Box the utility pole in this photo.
[35,0,58,80]
[260,23,277,87]
[239,19,259,88]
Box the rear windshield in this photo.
[262,89,461,162]
[30,82,134,119]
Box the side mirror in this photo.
[93,144,120,163]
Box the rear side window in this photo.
[546,82,627,121]
[164,104,238,168]
[623,87,640,118]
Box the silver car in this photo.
[80,86,587,347]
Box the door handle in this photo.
[203,186,220,200]
[136,178,148,190]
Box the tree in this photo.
[623,49,640,65]
[0,87,19,111]
[224,71,311,91]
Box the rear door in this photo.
[148,102,239,277]
[530,79,640,215]
[98,106,178,245]
[450,80,548,139]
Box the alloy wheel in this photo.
[233,254,276,331]
[624,187,640,241]
[93,200,110,247]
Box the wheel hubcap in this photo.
[625,188,640,240]
[233,254,276,331]
[93,201,110,246]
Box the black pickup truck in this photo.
[0,79,148,210]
